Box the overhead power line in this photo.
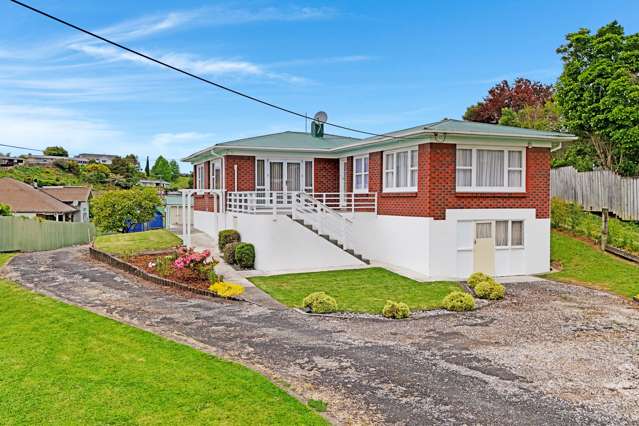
[9,0,408,140]
[0,143,43,153]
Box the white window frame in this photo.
[495,220,525,249]
[304,160,314,193]
[456,146,526,193]
[195,164,204,189]
[353,155,369,193]
[383,147,418,192]
[210,159,222,190]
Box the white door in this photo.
[339,158,347,206]
[473,222,495,275]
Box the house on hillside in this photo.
[0,155,24,167]
[75,153,118,165]
[182,118,576,278]
[41,186,92,223]
[23,154,89,166]
[0,178,77,221]
[139,179,170,191]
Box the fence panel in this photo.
[0,216,96,252]
[551,166,639,221]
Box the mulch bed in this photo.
[127,253,211,291]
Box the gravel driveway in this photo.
[4,246,638,425]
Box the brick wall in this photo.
[314,158,340,192]
[225,155,256,192]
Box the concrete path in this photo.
[5,247,638,425]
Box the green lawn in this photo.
[94,229,182,255]
[543,231,639,298]
[249,267,462,314]
[0,276,325,424]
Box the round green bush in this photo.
[382,300,411,319]
[218,229,240,251]
[633,294,639,303]
[223,242,240,265]
[467,272,496,289]
[234,243,255,269]
[474,280,506,300]
[302,291,338,314]
[442,291,475,312]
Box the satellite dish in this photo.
[313,111,328,123]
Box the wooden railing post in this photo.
[601,207,609,250]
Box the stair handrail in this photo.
[293,192,354,249]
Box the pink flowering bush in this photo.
[172,246,215,280]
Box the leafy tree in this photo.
[109,154,141,183]
[43,146,68,157]
[169,160,180,181]
[151,156,173,181]
[53,159,81,175]
[82,163,111,184]
[0,203,12,216]
[464,78,554,124]
[92,187,162,233]
[144,156,150,177]
[498,101,563,132]
[555,21,639,176]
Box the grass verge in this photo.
[542,230,639,299]
[94,229,182,256]
[249,267,462,314]
[0,277,325,425]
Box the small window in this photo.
[304,160,313,192]
[508,151,523,187]
[353,155,369,192]
[195,164,204,189]
[476,222,492,239]
[384,153,394,189]
[456,149,472,187]
[210,160,222,190]
[456,147,525,192]
[495,221,509,247]
[511,221,524,246]
[256,159,265,189]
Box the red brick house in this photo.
[182,119,576,278]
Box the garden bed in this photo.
[126,252,211,291]
[89,247,234,300]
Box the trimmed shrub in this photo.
[474,280,506,300]
[442,291,475,312]
[223,242,240,265]
[467,272,496,289]
[382,300,411,319]
[633,294,639,303]
[210,282,245,298]
[235,243,255,269]
[302,292,338,314]
[218,229,240,251]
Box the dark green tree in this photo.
[43,146,68,157]
[555,21,639,176]
[169,160,180,181]
[151,156,173,182]
[92,188,161,233]
[144,156,150,177]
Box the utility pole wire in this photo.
[0,143,43,152]
[9,0,410,140]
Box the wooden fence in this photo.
[551,166,639,221]
[0,216,96,252]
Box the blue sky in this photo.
[1,1,637,170]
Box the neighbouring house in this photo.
[75,153,118,165]
[0,155,24,167]
[139,179,170,190]
[23,154,89,166]
[40,186,92,223]
[164,191,191,228]
[182,118,576,278]
[0,177,77,221]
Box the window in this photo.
[511,220,524,246]
[195,164,204,189]
[495,221,509,247]
[353,155,369,192]
[304,160,313,192]
[210,160,222,190]
[456,147,525,192]
[383,147,418,191]
[476,222,492,239]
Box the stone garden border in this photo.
[89,246,243,301]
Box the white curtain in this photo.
[287,162,301,191]
[477,150,504,187]
[508,151,522,187]
[456,149,472,187]
[410,150,418,187]
[476,222,492,239]
[395,151,408,187]
[384,153,394,188]
[304,161,313,192]
[270,162,283,191]
[495,221,509,246]
[256,160,265,188]
[511,221,524,246]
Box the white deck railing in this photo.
[226,191,377,215]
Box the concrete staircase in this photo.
[287,214,370,264]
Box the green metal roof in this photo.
[183,119,576,162]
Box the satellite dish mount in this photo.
[311,111,327,138]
